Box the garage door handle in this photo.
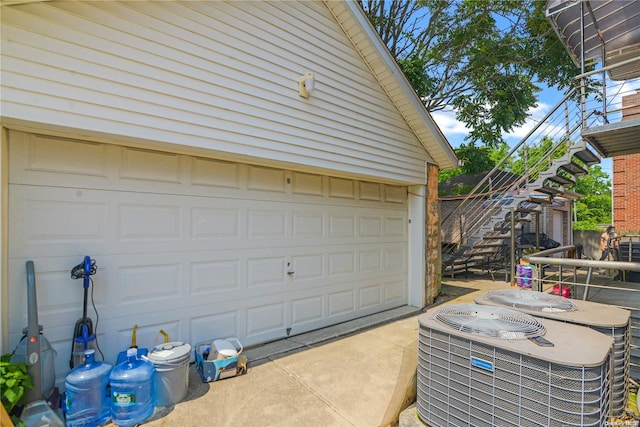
[287,270,295,275]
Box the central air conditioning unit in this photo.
[417,304,613,427]
[475,289,631,416]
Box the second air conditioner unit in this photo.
[475,289,630,416]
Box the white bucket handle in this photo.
[226,338,243,355]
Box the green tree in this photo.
[507,136,567,176]
[438,143,496,184]
[358,0,578,147]
[572,165,612,230]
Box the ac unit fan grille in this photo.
[480,289,578,312]
[433,304,546,339]
[417,328,611,427]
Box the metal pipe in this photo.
[572,56,640,80]
[510,207,515,285]
[580,0,586,129]
[584,267,593,300]
[523,247,640,272]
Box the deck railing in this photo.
[522,246,640,379]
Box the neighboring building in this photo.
[0,0,457,384]
[612,91,640,234]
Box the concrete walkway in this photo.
[134,273,508,427]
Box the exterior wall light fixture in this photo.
[298,72,315,98]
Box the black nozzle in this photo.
[71,256,97,280]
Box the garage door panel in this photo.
[120,147,183,184]
[8,131,409,379]
[247,209,287,238]
[384,246,407,270]
[10,132,109,181]
[119,204,183,240]
[359,181,383,201]
[11,133,407,207]
[247,166,287,193]
[328,252,356,276]
[359,284,383,309]
[191,207,241,239]
[189,310,241,347]
[116,263,182,303]
[190,259,241,295]
[292,211,324,238]
[291,172,324,196]
[359,250,382,272]
[383,279,405,304]
[10,187,406,257]
[247,256,287,287]
[246,301,287,339]
[328,289,356,317]
[329,215,357,237]
[8,192,109,247]
[290,253,324,280]
[360,216,383,236]
[191,157,243,189]
[328,177,356,198]
[291,296,324,327]
[385,216,406,236]
[384,185,405,203]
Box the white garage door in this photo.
[7,131,408,379]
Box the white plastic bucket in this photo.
[146,342,191,407]
[212,338,243,358]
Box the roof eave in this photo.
[326,0,458,171]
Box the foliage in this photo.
[1,353,33,420]
[358,0,579,147]
[574,165,611,196]
[506,136,567,177]
[572,219,602,231]
[437,141,612,230]
[438,143,497,184]
[572,165,612,229]
[438,167,464,184]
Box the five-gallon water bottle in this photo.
[109,348,155,427]
[64,349,113,427]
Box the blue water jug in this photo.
[110,348,155,427]
[64,349,113,427]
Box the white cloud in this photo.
[430,109,470,135]
[504,101,552,141]
[430,102,556,147]
[429,88,616,178]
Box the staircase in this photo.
[441,87,602,274]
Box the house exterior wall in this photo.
[1,1,432,185]
[613,91,640,234]
[0,1,456,355]
[543,199,571,246]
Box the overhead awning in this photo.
[546,0,640,80]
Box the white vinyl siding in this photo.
[1,1,431,183]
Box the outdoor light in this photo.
[298,72,315,98]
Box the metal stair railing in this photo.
[441,86,600,251]
[472,121,585,240]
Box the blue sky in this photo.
[430,85,614,179]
